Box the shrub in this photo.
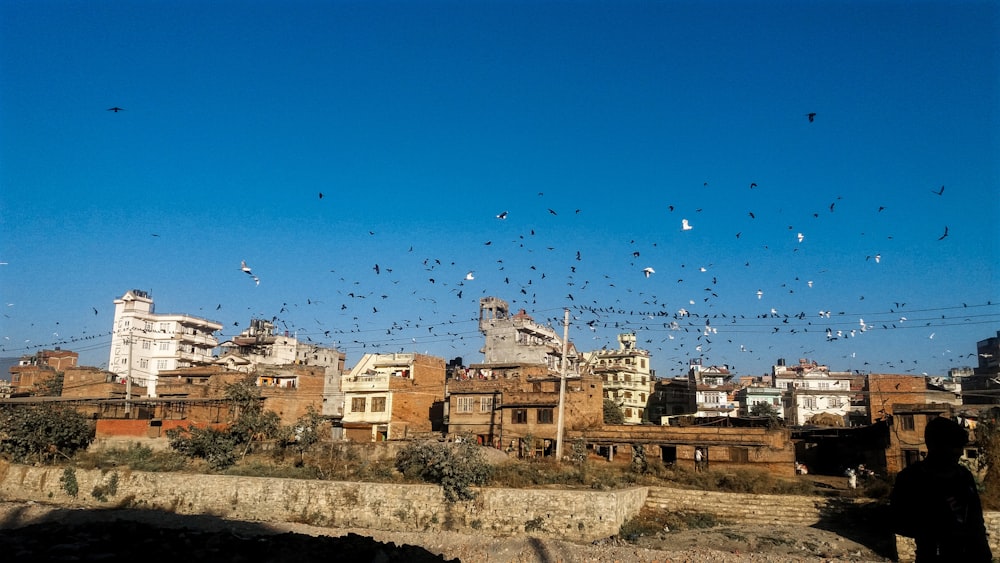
[60,467,79,497]
[74,443,188,472]
[395,439,492,501]
[91,472,120,501]
[167,425,238,470]
[0,404,94,463]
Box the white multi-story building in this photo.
[688,359,739,417]
[217,318,346,417]
[583,333,653,424]
[108,289,222,397]
[772,358,854,426]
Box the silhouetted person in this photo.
[890,416,992,562]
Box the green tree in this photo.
[37,371,64,396]
[0,404,94,463]
[603,399,625,425]
[750,402,784,429]
[225,374,284,459]
[395,439,492,501]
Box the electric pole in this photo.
[555,308,569,461]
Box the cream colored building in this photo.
[108,289,222,397]
[583,333,653,424]
[772,358,854,425]
[341,353,446,442]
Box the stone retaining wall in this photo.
[0,462,643,542]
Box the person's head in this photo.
[924,416,968,461]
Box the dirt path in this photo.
[0,501,894,562]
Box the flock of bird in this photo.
[2,109,993,378]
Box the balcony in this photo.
[342,373,390,392]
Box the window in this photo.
[156,359,168,370]
[625,408,633,418]
[371,397,386,412]
[803,397,817,409]
[898,414,915,431]
[139,359,148,369]
[142,340,151,350]
[512,409,528,424]
[158,322,170,332]
[159,341,171,351]
[456,396,474,413]
[537,408,554,424]
[480,396,495,412]
[351,397,366,412]
[144,322,153,332]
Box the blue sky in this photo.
[1,0,997,378]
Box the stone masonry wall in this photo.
[0,462,644,542]
[4,461,997,557]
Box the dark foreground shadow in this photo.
[811,498,896,560]
[0,504,457,562]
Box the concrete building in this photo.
[478,296,579,374]
[772,358,854,426]
[688,360,739,417]
[583,333,653,424]
[736,385,784,417]
[217,318,346,418]
[108,289,223,397]
[341,353,446,442]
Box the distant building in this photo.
[583,333,653,424]
[18,348,78,370]
[341,353,446,442]
[736,385,783,417]
[478,297,579,374]
[217,318,346,418]
[688,360,739,418]
[107,289,223,397]
[958,331,1000,404]
[8,348,79,396]
[773,358,854,426]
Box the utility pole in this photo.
[555,308,569,461]
[125,328,133,417]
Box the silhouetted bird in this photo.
[806,112,816,122]
[107,107,125,112]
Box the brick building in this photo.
[341,353,446,442]
[446,363,604,455]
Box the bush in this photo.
[60,467,79,497]
[395,439,492,501]
[0,404,94,463]
[74,443,189,472]
[167,425,238,470]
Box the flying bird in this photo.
[681,219,693,231]
[642,267,655,278]
[496,211,508,220]
[240,260,253,275]
[107,107,125,112]
[938,226,949,240]
[797,232,804,243]
[806,112,816,122]
[548,208,557,215]
[756,289,763,300]
[465,271,475,280]
[932,185,945,196]
[749,182,757,189]
[318,192,324,199]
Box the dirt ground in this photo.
[0,498,895,562]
